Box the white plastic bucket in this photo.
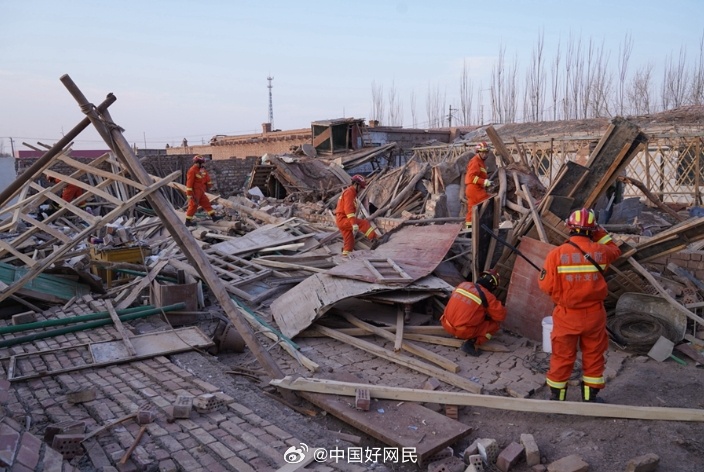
[542,316,553,353]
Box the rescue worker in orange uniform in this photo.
[48,176,85,203]
[440,269,506,357]
[464,142,493,230]
[185,155,221,227]
[538,208,621,402]
[335,175,379,256]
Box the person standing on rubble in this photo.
[463,142,494,230]
[440,269,506,357]
[538,208,621,403]
[185,155,221,227]
[335,174,379,256]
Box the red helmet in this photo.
[567,208,597,230]
[351,175,367,188]
[475,142,489,152]
[193,155,206,164]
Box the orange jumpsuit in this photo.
[185,164,215,219]
[464,154,490,224]
[335,185,378,254]
[62,184,84,203]
[440,282,506,346]
[538,229,621,391]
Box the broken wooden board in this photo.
[295,373,473,466]
[623,216,704,264]
[211,219,312,256]
[5,326,213,381]
[325,224,461,285]
[271,275,453,339]
[503,237,555,342]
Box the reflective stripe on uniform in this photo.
[364,228,375,237]
[346,213,355,218]
[557,264,606,274]
[455,288,483,305]
[597,234,612,245]
[582,375,604,385]
[546,378,568,389]
[472,176,480,184]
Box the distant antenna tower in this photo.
[267,76,274,129]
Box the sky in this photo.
[1,0,702,152]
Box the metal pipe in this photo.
[0,305,156,335]
[0,303,185,348]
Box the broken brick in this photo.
[354,389,370,411]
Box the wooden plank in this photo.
[394,308,404,351]
[272,376,704,422]
[521,184,548,243]
[342,313,459,373]
[294,373,473,466]
[313,325,481,393]
[485,126,511,166]
[105,300,137,357]
[115,260,169,310]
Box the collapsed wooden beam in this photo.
[59,75,287,386]
[271,376,704,422]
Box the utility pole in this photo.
[267,76,274,130]
[448,105,457,127]
[9,137,15,157]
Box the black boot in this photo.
[581,383,605,403]
[460,339,481,357]
[549,387,567,401]
[185,219,196,227]
[211,214,223,222]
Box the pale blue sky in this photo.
[1,0,702,151]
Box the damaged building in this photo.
[1,78,704,472]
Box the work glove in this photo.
[352,224,359,233]
[484,179,493,187]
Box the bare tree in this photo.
[662,47,689,109]
[387,81,403,126]
[690,30,704,106]
[550,38,562,120]
[410,89,418,128]
[587,38,612,118]
[490,44,506,123]
[370,81,385,123]
[426,83,445,128]
[617,33,633,115]
[526,30,546,122]
[476,82,486,124]
[459,59,474,125]
[502,53,519,123]
[627,63,654,115]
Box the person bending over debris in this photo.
[335,174,379,256]
[185,155,221,227]
[440,269,506,357]
[463,141,493,230]
[538,208,621,403]
[48,176,84,203]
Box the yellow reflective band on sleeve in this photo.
[186,187,193,191]
[546,379,568,389]
[557,264,605,274]
[480,166,486,173]
[597,234,613,245]
[472,176,480,184]
[346,213,355,218]
[455,288,483,305]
